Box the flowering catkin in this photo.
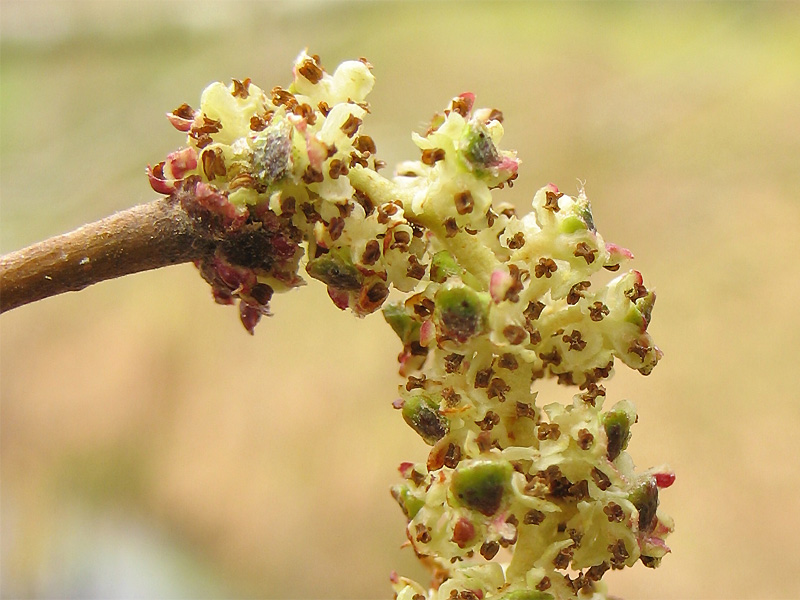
[148,50,673,600]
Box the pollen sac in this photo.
[251,119,293,186]
[450,460,512,516]
[306,250,362,290]
[461,122,500,169]
[434,285,489,343]
[603,404,634,461]
[402,392,449,445]
[629,477,659,533]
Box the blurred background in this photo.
[1,1,799,598]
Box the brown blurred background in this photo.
[1,1,799,598]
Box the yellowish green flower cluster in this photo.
[148,51,673,600]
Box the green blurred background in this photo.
[1,1,799,598]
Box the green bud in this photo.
[383,303,421,345]
[629,477,659,532]
[429,251,463,284]
[435,286,489,343]
[306,250,362,290]
[391,484,424,520]
[451,461,512,516]
[604,408,632,461]
[402,393,449,445]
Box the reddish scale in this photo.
[452,518,475,548]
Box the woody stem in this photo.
[0,197,215,313]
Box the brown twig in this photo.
[0,197,215,313]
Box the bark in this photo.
[0,197,215,313]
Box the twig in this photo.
[0,197,214,313]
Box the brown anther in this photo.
[516,402,535,419]
[450,96,471,117]
[503,325,527,345]
[479,541,500,560]
[574,241,597,264]
[415,523,431,543]
[524,509,545,525]
[444,353,464,373]
[538,423,561,441]
[228,172,256,191]
[534,258,558,278]
[201,147,227,180]
[442,387,461,406]
[376,202,399,224]
[556,372,575,386]
[487,378,510,401]
[539,348,562,367]
[528,329,542,345]
[391,229,411,249]
[506,232,526,249]
[231,78,251,99]
[604,502,625,523]
[317,101,331,116]
[535,576,551,591]
[271,87,297,109]
[604,263,621,272]
[563,330,587,351]
[443,217,459,237]
[328,158,349,179]
[498,353,518,371]
[487,109,504,123]
[568,479,589,501]
[341,114,362,137]
[474,368,493,389]
[589,301,609,321]
[524,301,546,322]
[411,297,435,318]
[475,411,500,431]
[608,540,630,568]
[553,548,574,570]
[354,189,374,215]
[421,148,446,165]
[298,58,324,84]
[249,113,269,131]
[454,191,474,215]
[444,443,462,468]
[328,216,345,241]
[171,103,195,120]
[591,467,611,490]
[407,256,427,280]
[373,158,386,170]
[405,375,426,391]
[301,165,324,184]
[361,240,381,265]
[292,102,316,125]
[567,281,591,305]
[586,562,610,582]
[626,281,648,302]
[544,189,564,212]
[629,339,649,360]
[577,428,594,450]
[362,281,389,307]
[499,204,516,218]
[354,135,377,154]
[280,196,296,215]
